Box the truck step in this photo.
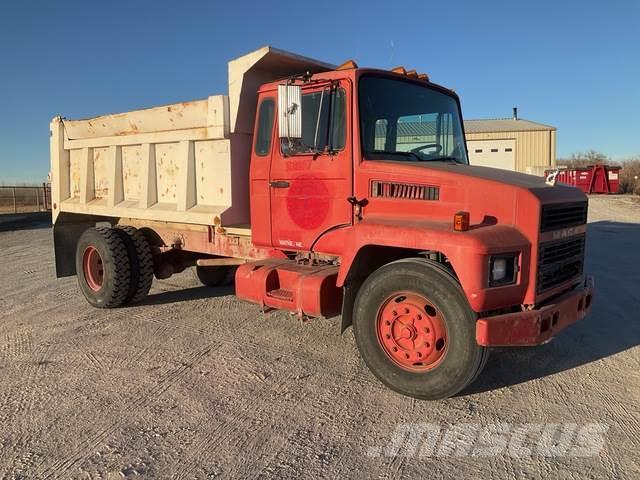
[266,288,294,302]
[235,259,342,318]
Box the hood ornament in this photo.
[545,167,565,186]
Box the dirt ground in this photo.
[0,196,639,479]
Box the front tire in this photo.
[75,227,131,308]
[353,258,486,400]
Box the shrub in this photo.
[619,159,640,195]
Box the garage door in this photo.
[467,139,516,171]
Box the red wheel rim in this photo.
[376,292,448,372]
[82,246,104,292]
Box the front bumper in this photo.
[476,276,594,347]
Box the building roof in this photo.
[377,118,556,138]
[464,118,555,133]
[392,122,437,137]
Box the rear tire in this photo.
[76,227,131,308]
[115,225,154,304]
[353,258,486,400]
[195,266,234,287]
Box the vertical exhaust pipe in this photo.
[513,107,518,120]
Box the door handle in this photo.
[269,181,290,188]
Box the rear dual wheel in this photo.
[115,225,154,304]
[76,226,153,308]
[353,258,487,400]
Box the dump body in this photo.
[50,96,250,227]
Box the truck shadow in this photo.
[137,284,235,306]
[0,212,52,232]
[465,220,640,395]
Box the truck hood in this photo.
[386,161,587,204]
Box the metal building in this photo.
[464,110,556,175]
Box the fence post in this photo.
[36,187,40,211]
[42,183,48,210]
[12,187,16,214]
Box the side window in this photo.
[329,89,346,150]
[254,98,275,156]
[439,113,456,157]
[282,88,346,155]
[374,119,388,150]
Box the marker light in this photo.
[453,211,470,231]
[336,59,358,70]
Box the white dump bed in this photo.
[50,47,334,227]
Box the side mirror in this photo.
[278,84,302,139]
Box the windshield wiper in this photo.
[429,156,464,164]
[375,150,424,161]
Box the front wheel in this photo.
[353,258,486,400]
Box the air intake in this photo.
[540,202,588,232]
[371,181,439,200]
[537,234,586,293]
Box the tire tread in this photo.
[115,225,154,304]
[85,226,131,308]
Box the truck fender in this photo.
[335,221,531,315]
[339,256,456,333]
[336,223,473,288]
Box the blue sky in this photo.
[0,0,638,182]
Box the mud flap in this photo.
[53,213,114,277]
[340,280,362,333]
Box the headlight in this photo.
[489,254,518,287]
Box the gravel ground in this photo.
[0,195,639,479]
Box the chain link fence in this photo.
[0,184,51,214]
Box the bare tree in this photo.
[558,150,614,167]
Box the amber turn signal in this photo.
[454,211,470,231]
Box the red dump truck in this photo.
[50,47,594,399]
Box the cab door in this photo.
[269,82,352,251]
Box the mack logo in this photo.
[552,227,577,240]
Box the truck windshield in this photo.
[359,75,468,164]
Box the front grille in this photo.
[540,202,588,232]
[537,234,585,293]
[371,181,439,201]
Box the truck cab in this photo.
[232,62,594,398]
[51,47,593,399]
